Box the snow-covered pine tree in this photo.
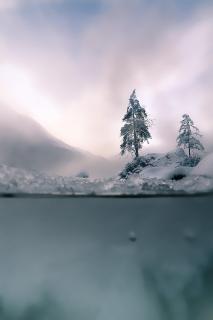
[177,114,204,158]
[120,89,151,158]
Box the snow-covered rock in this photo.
[141,166,191,180]
[147,148,188,167]
[191,152,213,177]
[120,149,189,179]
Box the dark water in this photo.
[0,195,213,320]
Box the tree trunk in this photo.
[189,146,191,158]
[132,109,138,158]
[135,145,139,158]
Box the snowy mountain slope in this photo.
[0,107,114,177]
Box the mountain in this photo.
[0,107,117,177]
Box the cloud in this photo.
[0,0,64,10]
[68,1,213,154]
[0,0,212,156]
[0,0,104,11]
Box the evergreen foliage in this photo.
[120,90,151,158]
[177,114,204,158]
[119,156,151,179]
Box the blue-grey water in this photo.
[0,195,213,320]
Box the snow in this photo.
[140,165,191,180]
[120,90,151,157]
[191,152,213,177]
[0,149,212,195]
[119,149,189,179]
[177,114,204,154]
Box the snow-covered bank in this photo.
[0,150,212,195]
[0,163,212,195]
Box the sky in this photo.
[0,0,212,157]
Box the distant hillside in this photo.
[0,107,117,177]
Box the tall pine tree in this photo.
[120,90,151,158]
[177,114,204,158]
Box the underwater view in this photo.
[0,195,213,320]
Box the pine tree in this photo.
[177,114,204,158]
[120,89,151,158]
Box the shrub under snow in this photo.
[76,171,89,178]
[119,149,194,179]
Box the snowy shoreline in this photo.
[0,150,212,195]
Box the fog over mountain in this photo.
[0,107,122,177]
[0,0,212,156]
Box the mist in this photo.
[0,0,212,157]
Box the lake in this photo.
[0,195,213,320]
